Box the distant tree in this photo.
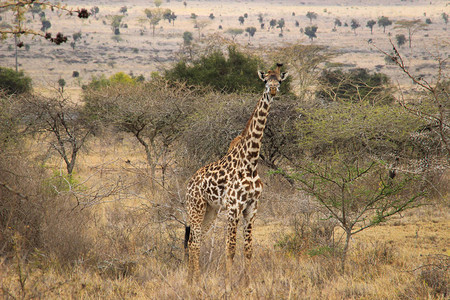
[238,16,245,25]
[257,13,264,24]
[366,19,376,34]
[58,78,66,93]
[351,19,360,35]
[269,19,277,29]
[183,1,187,8]
[209,13,215,20]
[295,20,299,27]
[163,9,177,25]
[395,34,406,47]
[245,26,257,42]
[244,13,248,18]
[170,12,177,25]
[72,71,80,78]
[442,12,449,24]
[226,28,244,41]
[154,0,163,7]
[183,31,193,45]
[378,16,392,33]
[120,6,127,15]
[306,11,318,24]
[108,15,124,35]
[0,67,32,95]
[70,31,82,49]
[395,19,427,48]
[193,19,209,39]
[304,25,318,41]
[277,18,286,33]
[334,18,342,29]
[190,13,197,19]
[425,18,432,24]
[40,19,51,33]
[90,6,99,17]
[144,8,162,36]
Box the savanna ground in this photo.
[1,0,449,299]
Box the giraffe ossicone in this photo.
[185,63,288,285]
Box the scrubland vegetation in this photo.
[1,1,449,299]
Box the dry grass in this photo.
[1,133,448,299]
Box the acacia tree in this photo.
[144,8,162,36]
[306,11,317,24]
[350,19,360,35]
[269,19,277,30]
[287,156,423,271]
[304,25,318,41]
[226,28,244,41]
[83,80,197,186]
[107,15,124,35]
[19,93,93,176]
[366,19,376,34]
[245,26,256,42]
[395,34,406,47]
[334,18,342,30]
[378,16,392,33]
[282,95,428,271]
[277,18,286,33]
[395,19,427,48]
[373,41,449,159]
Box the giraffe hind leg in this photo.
[186,195,207,283]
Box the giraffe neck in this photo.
[235,91,272,170]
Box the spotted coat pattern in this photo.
[185,65,288,283]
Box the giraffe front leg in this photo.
[243,200,258,279]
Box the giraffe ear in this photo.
[280,72,288,81]
[258,71,266,81]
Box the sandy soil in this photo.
[0,0,448,96]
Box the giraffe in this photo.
[185,63,288,286]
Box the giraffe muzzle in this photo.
[269,87,277,96]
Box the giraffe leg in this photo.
[187,199,206,283]
[243,200,258,274]
[226,207,239,292]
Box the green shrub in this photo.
[165,46,290,94]
[0,67,32,95]
[83,72,137,90]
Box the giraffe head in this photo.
[258,63,288,97]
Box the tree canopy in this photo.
[164,46,283,94]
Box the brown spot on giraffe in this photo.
[185,64,288,288]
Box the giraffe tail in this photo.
[184,225,191,250]
[184,225,191,261]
